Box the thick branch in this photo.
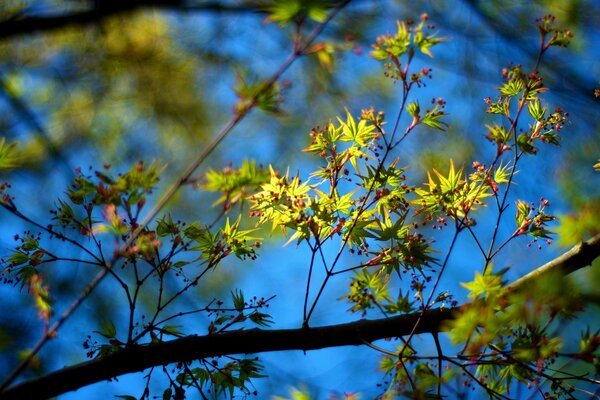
[2,309,452,400]
[0,1,259,40]
[503,234,600,293]
[2,234,599,399]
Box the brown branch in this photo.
[2,234,599,399]
[502,234,600,293]
[0,1,260,40]
[1,308,452,400]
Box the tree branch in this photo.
[503,234,600,293]
[2,234,599,399]
[0,1,260,40]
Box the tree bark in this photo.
[2,234,599,399]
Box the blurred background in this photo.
[0,1,599,398]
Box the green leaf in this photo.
[265,0,328,25]
[156,214,179,237]
[371,20,410,60]
[514,200,531,233]
[0,137,20,170]
[221,216,261,260]
[337,109,376,146]
[485,123,510,144]
[527,99,546,121]
[94,320,117,339]
[517,134,536,154]
[342,269,391,314]
[486,98,510,116]
[460,270,503,300]
[183,222,206,240]
[414,160,491,220]
[234,73,282,114]
[20,237,39,252]
[306,3,328,22]
[414,31,446,58]
[493,161,513,184]
[384,289,415,314]
[498,78,524,97]
[249,311,273,327]
[266,0,300,25]
[541,130,560,146]
[202,159,270,207]
[407,101,420,118]
[232,289,245,312]
[422,107,447,131]
[160,325,183,337]
[8,251,29,267]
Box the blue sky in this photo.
[1,1,599,399]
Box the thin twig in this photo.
[2,234,599,399]
[0,2,351,390]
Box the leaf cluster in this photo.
[447,270,589,397]
[202,159,270,209]
[1,10,597,400]
[371,14,446,83]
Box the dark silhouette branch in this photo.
[2,234,599,400]
[2,308,452,400]
[0,1,260,40]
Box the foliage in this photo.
[0,2,599,400]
